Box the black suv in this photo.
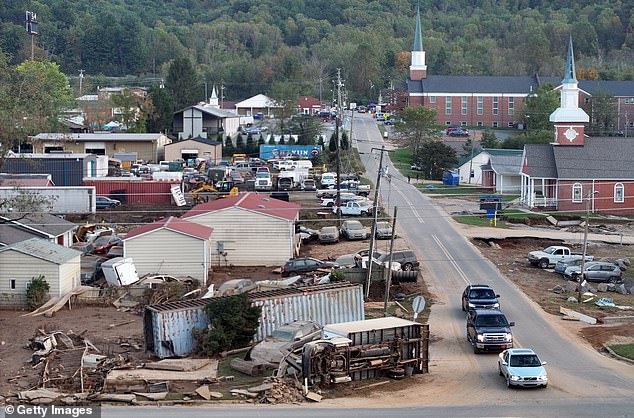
[377,250,420,271]
[466,309,514,354]
[461,284,500,311]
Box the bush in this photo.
[26,275,50,310]
[329,269,347,282]
[199,293,261,356]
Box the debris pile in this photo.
[227,377,305,404]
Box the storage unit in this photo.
[0,238,81,307]
[123,217,213,282]
[182,192,301,266]
[2,153,108,186]
[144,282,364,359]
[83,179,180,204]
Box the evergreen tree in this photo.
[414,140,458,180]
[258,134,265,146]
[317,135,325,148]
[328,132,337,152]
[223,135,234,157]
[165,57,199,110]
[279,135,286,145]
[235,134,245,152]
[246,133,255,157]
[147,85,174,133]
[462,137,476,157]
[480,129,498,148]
[340,131,349,150]
[288,135,296,145]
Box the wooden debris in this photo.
[209,392,223,399]
[230,389,258,398]
[305,391,322,402]
[352,380,391,391]
[195,385,211,400]
[134,392,168,401]
[22,286,96,317]
[108,320,137,329]
[560,306,597,325]
[247,383,274,393]
[94,393,137,403]
[144,358,210,372]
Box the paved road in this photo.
[350,113,634,406]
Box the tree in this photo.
[328,132,337,153]
[110,88,152,132]
[394,106,440,156]
[340,131,349,150]
[235,134,245,152]
[165,57,199,110]
[480,129,498,149]
[199,293,261,355]
[413,140,458,180]
[587,90,618,135]
[245,133,256,157]
[258,134,265,147]
[522,84,559,132]
[223,135,234,157]
[147,85,175,133]
[269,81,298,135]
[0,59,74,168]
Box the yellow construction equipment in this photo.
[191,180,239,203]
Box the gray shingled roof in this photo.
[5,213,77,236]
[0,238,81,264]
[408,75,543,94]
[0,224,42,246]
[577,80,634,97]
[523,144,557,178]
[489,152,523,176]
[552,137,634,179]
[166,136,222,147]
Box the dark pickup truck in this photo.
[466,309,514,354]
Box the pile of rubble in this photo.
[550,281,634,297]
[230,377,309,404]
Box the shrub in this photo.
[329,269,347,282]
[26,275,50,310]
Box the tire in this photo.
[361,211,368,217]
[473,345,480,354]
[498,365,503,376]
[402,263,413,271]
[461,302,466,312]
[506,378,512,388]
[541,383,548,389]
[608,276,621,284]
[538,258,549,269]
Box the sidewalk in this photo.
[454,222,634,245]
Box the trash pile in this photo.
[229,377,308,404]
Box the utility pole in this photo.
[220,83,225,109]
[25,11,39,60]
[335,69,343,222]
[579,190,597,303]
[79,69,85,96]
[319,77,323,108]
[383,206,398,316]
[366,145,387,298]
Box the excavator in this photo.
[190,180,239,203]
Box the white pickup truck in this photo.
[333,200,372,216]
[528,246,594,269]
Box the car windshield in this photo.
[469,289,496,299]
[475,314,508,327]
[321,227,337,234]
[346,223,363,230]
[271,329,297,341]
[509,354,541,367]
[542,247,557,254]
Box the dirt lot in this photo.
[473,236,634,348]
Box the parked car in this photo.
[298,226,319,243]
[281,257,338,277]
[461,284,500,311]
[318,226,340,244]
[96,196,121,209]
[376,250,419,271]
[448,128,470,137]
[554,258,585,276]
[498,348,548,388]
[466,309,514,354]
[340,220,367,240]
[375,221,394,239]
[92,235,123,254]
[569,261,623,283]
[335,249,386,267]
[249,320,321,364]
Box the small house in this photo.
[0,213,78,247]
[123,217,214,283]
[164,136,223,165]
[182,193,300,266]
[0,238,81,307]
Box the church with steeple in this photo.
[405,7,634,134]
[518,39,634,215]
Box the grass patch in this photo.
[502,209,547,219]
[454,214,508,228]
[418,183,489,200]
[609,344,634,360]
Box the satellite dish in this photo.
[412,295,426,321]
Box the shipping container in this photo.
[3,154,108,186]
[83,179,180,204]
[0,186,96,214]
[144,282,364,359]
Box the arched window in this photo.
[614,183,624,203]
[572,183,582,203]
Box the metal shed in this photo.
[144,282,364,359]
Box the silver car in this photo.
[498,348,548,388]
[318,226,340,244]
[340,220,367,240]
[249,321,321,365]
[375,221,394,239]
[564,261,623,283]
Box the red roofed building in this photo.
[297,96,323,116]
[182,193,301,266]
[123,216,214,282]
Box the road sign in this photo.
[412,295,426,321]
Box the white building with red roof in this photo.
[182,192,300,267]
[123,216,214,282]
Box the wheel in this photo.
[473,345,480,354]
[402,263,413,271]
[538,258,549,269]
[608,276,621,284]
[541,383,548,389]
[506,378,512,388]
[498,365,503,376]
[361,211,368,217]
[327,202,333,207]
[461,302,466,312]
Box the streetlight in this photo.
[578,190,598,303]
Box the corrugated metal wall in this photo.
[83,180,179,204]
[144,283,364,358]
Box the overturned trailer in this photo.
[294,317,429,386]
[144,282,364,359]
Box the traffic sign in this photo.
[412,295,426,321]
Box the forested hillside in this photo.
[1,0,633,101]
